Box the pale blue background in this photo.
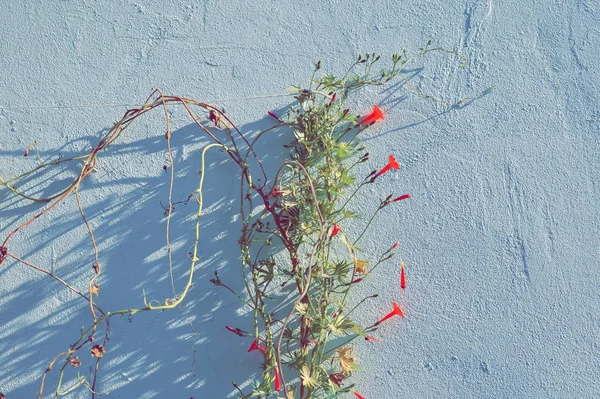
[1,1,599,398]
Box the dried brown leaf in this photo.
[300,365,317,388]
[354,259,369,274]
[337,346,357,374]
[90,344,105,358]
[69,357,81,367]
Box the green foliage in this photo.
[0,43,484,399]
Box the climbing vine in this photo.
[0,44,483,399]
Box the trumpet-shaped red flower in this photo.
[376,301,405,325]
[365,336,383,342]
[328,92,337,106]
[400,262,407,290]
[225,326,245,336]
[268,110,281,121]
[274,366,282,392]
[371,155,400,182]
[359,105,384,125]
[330,225,341,238]
[352,391,366,399]
[392,242,399,249]
[248,340,267,354]
[393,194,411,202]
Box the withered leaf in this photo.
[337,346,357,374]
[90,344,105,358]
[209,109,222,128]
[295,301,309,315]
[354,259,369,274]
[285,387,296,399]
[69,357,81,367]
[329,372,346,387]
[299,365,317,388]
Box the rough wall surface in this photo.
[0,1,598,398]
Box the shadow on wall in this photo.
[0,107,295,399]
[0,68,475,397]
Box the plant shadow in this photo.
[0,105,301,399]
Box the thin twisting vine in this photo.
[0,45,488,399]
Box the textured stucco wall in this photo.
[1,1,598,398]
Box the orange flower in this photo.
[400,262,407,290]
[352,390,366,399]
[330,225,341,238]
[376,302,405,325]
[359,105,384,125]
[370,155,400,182]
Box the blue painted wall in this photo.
[1,1,598,398]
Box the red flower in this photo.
[225,326,246,337]
[376,301,405,325]
[248,340,267,354]
[24,149,29,157]
[364,336,383,342]
[350,278,363,285]
[370,155,400,182]
[268,111,281,121]
[392,242,399,249]
[352,391,366,399]
[393,194,411,202]
[400,262,407,290]
[225,326,237,334]
[274,366,282,392]
[359,105,384,125]
[329,225,341,238]
[328,92,337,106]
